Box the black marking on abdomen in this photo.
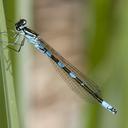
[74,77,103,103]
[63,67,71,74]
[49,54,103,103]
[39,47,47,53]
[51,55,59,63]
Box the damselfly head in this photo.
[15,19,27,31]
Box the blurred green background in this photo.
[0,0,128,128]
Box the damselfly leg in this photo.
[0,30,25,74]
[0,31,25,52]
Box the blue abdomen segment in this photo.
[57,61,65,68]
[46,51,52,57]
[69,72,76,78]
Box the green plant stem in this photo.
[0,0,20,128]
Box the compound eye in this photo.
[21,19,27,25]
[16,26,21,31]
[15,19,27,31]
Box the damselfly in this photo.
[4,19,117,114]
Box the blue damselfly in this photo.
[3,19,117,114]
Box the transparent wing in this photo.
[49,51,101,102]
[51,62,95,102]
[39,39,102,101]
